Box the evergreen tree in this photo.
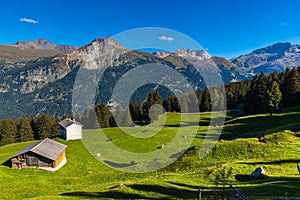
[282,68,300,106]
[211,88,221,110]
[200,88,211,112]
[163,97,172,112]
[95,103,110,128]
[121,108,133,127]
[144,91,163,122]
[170,96,180,112]
[0,118,17,146]
[131,102,144,122]
[80,107,99,129]
[50,116,60,138]
[113,105,124,127]
[17,116,34,142]
[267,81,282,118]
[244,73,268,114]
[35,114,53,139]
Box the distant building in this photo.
[10,138,67,171]
[107,99,119,111]
[58,118,82,141]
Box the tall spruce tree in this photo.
[145,91,163,122]
[282,68,300,106]
[35,114,53,139]
[95,103,110,128]
[0,118,17,146]
[267,81,282,118]
[17,116,34,142]
[200,87,211,112]
[245,73,268,114]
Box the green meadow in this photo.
[0,106,300,199]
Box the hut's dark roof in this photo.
[58,118,82,129]
[12,138,67,161]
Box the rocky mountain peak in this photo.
[231,42,300,75]
[14,38,77,53]
[175,48,211,60]
[152,51,172,58]
[73,37,128,69]
[79,37,125,52]
[16,38,52,47]
[252,42,292,55]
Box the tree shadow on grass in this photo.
[168,176,300,198]
[61,183,198,199]
[128,184,197,199]
[236,159,300,165]
[103,160,137,168]
[61,190,157,199]
[233,176,300,198]
[167,181,200,190]
[195,133,221,140]
[221,112,300,140]
[163,121,209,128]
[60,178,300,199]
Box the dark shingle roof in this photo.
[58,118,82,129]
[12,138,67,161]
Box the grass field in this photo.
[0,106,300,199]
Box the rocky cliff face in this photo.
[0,56,70,94]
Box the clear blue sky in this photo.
[1,0,300,58]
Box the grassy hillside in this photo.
[0,107,300,199]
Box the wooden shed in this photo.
[59,118,82,141]
[10,138,67,171]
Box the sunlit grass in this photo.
[0,107,299,199]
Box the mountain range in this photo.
[0,38,299,119]
[0,38,77,62]
[231,42,300,75]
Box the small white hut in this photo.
[107,99,119,111]
[58,118,82,141]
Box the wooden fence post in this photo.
[198,188,202,200]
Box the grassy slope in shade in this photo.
[0,107,299,199]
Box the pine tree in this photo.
[163,97,172,112]
[0,118,17,146]
[144,91,163,122]
[282,68,300,106]
[35,114,53,139]
[132,102,144,122]
[122,108,133,127]
[200,88,211,112]
[267,81,282,118]
[50,116,60,138]
[113,105,124,127]
[95,103,110,128]
[17,116,34,142]
[244,73,268,114]
[211,88,221,111]
[170,96,180,112]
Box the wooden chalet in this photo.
[10,138,67,170]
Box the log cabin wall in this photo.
[26,152,53,167]
[11,152,53,168]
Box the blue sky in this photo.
[1,0,300,58]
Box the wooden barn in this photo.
[10,138,67,171]
[58,118,82,141]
